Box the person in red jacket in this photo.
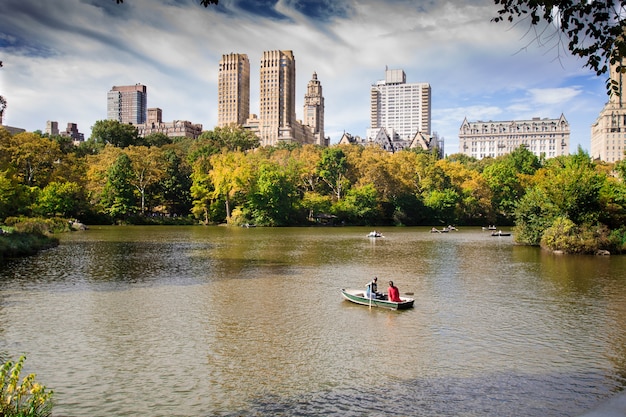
[387,281,402,302]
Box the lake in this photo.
[1,226,625,416]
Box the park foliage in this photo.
[1,123,626,254]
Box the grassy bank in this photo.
[0,217,65,260]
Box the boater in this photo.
[387,281,402,302]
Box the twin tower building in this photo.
[218,51,329,147]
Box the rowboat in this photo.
[340,288,414,310]
[367,231,384,238]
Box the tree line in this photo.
[1,120,626,253]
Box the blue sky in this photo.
[0,0,610,154]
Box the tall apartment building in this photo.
[257,50,298,146]
[218,53,250,127]
[219,50,325,147]
[458,115,570,159]
[107,84,147,124]
[591,59,626,162]
[369,68,431,141]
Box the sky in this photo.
[0,0,612,155]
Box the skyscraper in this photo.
[304,71,326,146]
[258,50,297,146]
[369,68,431,140]
[107,84,147,124]
[218,53,250,127]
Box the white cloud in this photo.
[0,0,607,155]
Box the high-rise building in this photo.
[303,71,327,146]
[46,120,59,136]
[369,68,431,141]
[258,50,298,146]
[591,59,626,162]
[219,50,325,147]
[107,84,147,124]
[218,53,250,127]
[458,115,569,159]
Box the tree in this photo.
[247,161,300,226]
[0,132,62,187]
[101,153,137,219]
[317,147,349,201]
[32,181,87,218]
[492,0,626,95]
[124,146,166,214]
[89,119,139,148]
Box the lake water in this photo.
[1,226,625,416]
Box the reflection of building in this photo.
[591,59,626,162]
[218,53,250,127]
[136,108,202,139]
[107,84,147,124]
[458,115,569,159]
[219,50,328,147]
[370,68,431,140]
[339,129,443,157]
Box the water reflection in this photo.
[0,226,625,416]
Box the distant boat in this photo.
[367,231,384,238]
[430,227,448,233]
[483,225,497,231]
[340,288,414,310]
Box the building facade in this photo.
[459,115,570,159]
[591,59,626,162]
[218,53,250,127]
[136,108,203,139]
[303,71,328,146]
[107,84,147,125]
[369,68,431,141]
[339,129,443,157]
[258,50,298,146]
[46,120,59,136]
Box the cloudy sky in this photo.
[0,0,610,154]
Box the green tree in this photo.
[89,120,139,148]
[197,125,260,153]
[493,0,626,96]
[101,153,137,220]
[32,181,86,218]
[158,148,192,216]
[246,162,300,226]
[332,184,380,225]
[317,147,349,201]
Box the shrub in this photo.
[0,356,53,417]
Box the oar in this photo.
[404,292,414,296]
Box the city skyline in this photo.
[0,0,609,155]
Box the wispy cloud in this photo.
[0,0,607,154]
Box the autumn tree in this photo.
[0,132,62,187]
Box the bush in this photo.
[540,217,612,254]
[0,356,54,417]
